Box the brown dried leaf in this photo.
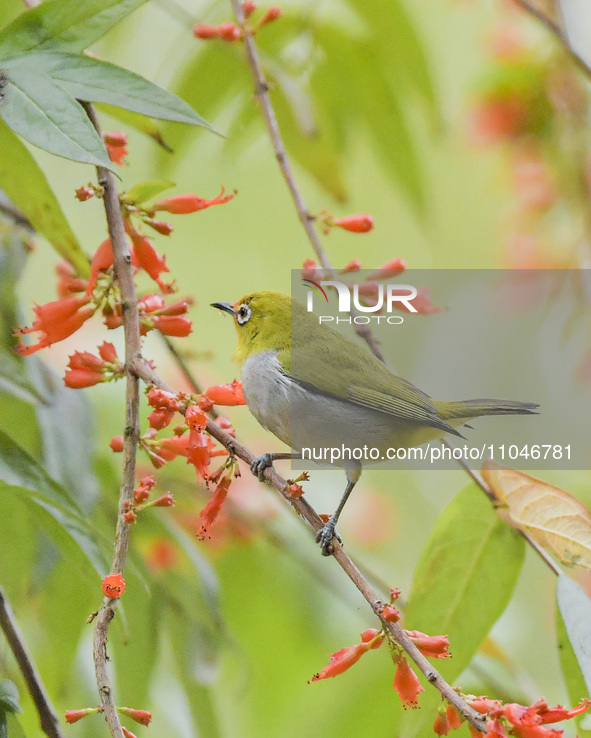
[482,461,591,569]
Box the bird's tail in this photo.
[436,398,539,421]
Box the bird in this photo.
[211,290,538,555]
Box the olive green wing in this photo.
[283,319,460,435]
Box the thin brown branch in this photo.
[130,356,486,732]
[83,103,142,738]
[512,0,591,81]
[0,587,65,738]
[228,0,389,364]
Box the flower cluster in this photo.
[122,474,175,524]
[309,588,450,709]
[64,342,123,388]
[193,2,281,42]
[434,695,591,737]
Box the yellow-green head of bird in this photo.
[210,291,295,364]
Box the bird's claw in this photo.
[316,521,342,556]
[250,453,275,482]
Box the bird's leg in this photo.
[250,452,302,481]
[316,478,357,556]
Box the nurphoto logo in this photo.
[302,279,417,324]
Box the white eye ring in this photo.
[236,304,251,325]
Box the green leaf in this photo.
[557,573,591,698]
[402,485,525,735]
[0,0,149,59]
[0,681,21,714]
[0,346,44,403]
[0,120,89,275]
[0,431,107,575]
[123,180,176,206]
[7,51,217,130]
[5,713,27,738]
[26,358,99,508]
[0,66,114,170]
[556,599,591,736]
[346,0,437,117]
[407,484,525,677]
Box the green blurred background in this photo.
[1,0,590,736]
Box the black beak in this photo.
[210,302,236,316]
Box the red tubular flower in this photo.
[446,704,462,729]
[128,229,171,292]
[203,380,246,406]
[144,218,174,236]
[147,388,181,411]
[64,368,106,389]
[152,186,236,214]
[310,640,374,682]
[65,708,98,724]
[103,131,128,165]
[122,728,138,738]
[511,727,562,738]
[158,434,191,460]
[404,630,450,659]
[102,573,126,598]
[369,258,406,279]
[332,213,374,233]
[198,474,232,538]
[117,707,152,726]
[156,298,192,316]
[187,430,210,478]
[86,238,114,294]
[148,408,176,430]
[150,315,193,337]
[392,657,424,708]
[15,297,94,355]
[147,493,175,508]
[193,22,242,41]
[433,709,450,736]
[531,698,590,724]
[98,341,119,363]
[469,698,503,716]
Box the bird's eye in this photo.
[236,304,252,325]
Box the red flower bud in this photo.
[287,483,303,498]
[218,21,242,41]
[381,605,400,623]
[117,707,152,726]
[122,728,138,738]
[103,131,128,147]
[124,511,137,524]
[340,259,362,272]
[405,630,450,659]
[144,218,174,236]
[242,1,256,15]
[110,436,124,452]
[433,708,450,736]
[147,493,175,508]
[65,708,98,724]
[134,487,150,504]
[333,213,374,233]
[102,573,126,598]
[260,6,281,24]
[310,640,373,682]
